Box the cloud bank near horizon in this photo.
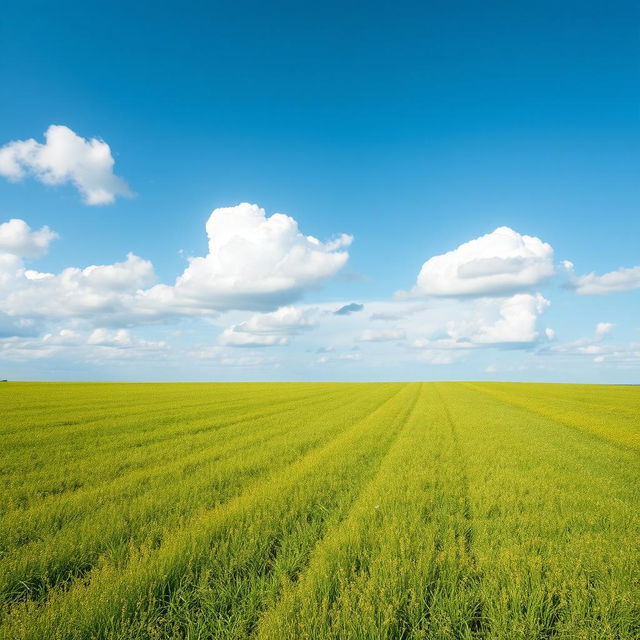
[0,206,637,377]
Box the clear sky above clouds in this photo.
[1,0,638,382]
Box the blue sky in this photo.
[0,0,638,381]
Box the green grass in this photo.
[0,382,638,639]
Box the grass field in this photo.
[0,382,638,640]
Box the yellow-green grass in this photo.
[0,382,637,640]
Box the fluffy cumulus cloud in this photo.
[2,253,156,321]
[567,263,640,295]
[0,219,59,291]
[409,293,550,352]
[471,293,550,344]
[410,227,555,297]
[0,125,131,205]
[0,219,58,258]
[220,306,317,347]
[142,203,352,312]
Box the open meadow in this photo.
[0,381,638,640]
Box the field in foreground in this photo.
[0,382,638,640]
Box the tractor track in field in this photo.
[434,383,487,638]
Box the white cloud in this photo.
[359,328,406,342]
[87,328,133,347]
[233,306,317,335]
[409,226,555,297]
[547,322,615,357]
[595,322,614,337]
[41,329,84,346]
[0,125,131,205]
[403,294,549,365]
[316,352,362,364]
[142,203,352,312]
[192,347,278,367]
[2,253,156,320]
[542,323,640,367]
[410,337,474,350]
[598,348,640,366]
[570,265,640,295]
[0,219,58,258]
[219,306,317,347]
[0,327,166,362]
[408,294,549,353]
[219,330,289,347]
[0,219,59,291]
[471,293,550,344]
